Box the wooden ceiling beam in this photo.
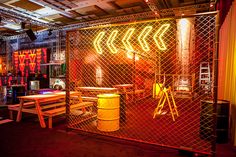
[66,0,115,11]
[29,0,76,18]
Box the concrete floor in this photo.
[0,120,236,157]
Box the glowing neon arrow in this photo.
[138,26,153,52]
[153,24,170,51]
[94,31,105,54]
[122,28,135,51]
[107,30,118,54]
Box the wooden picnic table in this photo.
[16,91,83,128]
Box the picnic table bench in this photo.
[9,91,94,128]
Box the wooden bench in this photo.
[81,96,98,102]
[8,102,35,120]
[43,101,94,128]
[9,100,94,128]
[8,100,65,119]
[12,92,96,128]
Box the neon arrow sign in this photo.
[93,23,170,54]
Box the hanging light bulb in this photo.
[48,29,52,36]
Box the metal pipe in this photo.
[174,11,218,19]
[65,31,70,131]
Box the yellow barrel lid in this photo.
[97,94,120,98]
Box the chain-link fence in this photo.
[66,14,217,155]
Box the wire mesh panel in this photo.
[66,15,217,155]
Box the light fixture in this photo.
[26,29,37,41]
[48,29,52,36]
[21,22,26,29]
[4,23,21,30]
[210,3,214,8]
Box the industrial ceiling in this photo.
[0,0,215,37]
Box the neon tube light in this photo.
[138,26,152,52]
[122,28,135,52]
[107,30,118,54]
[153,24,170,51]
[94,31,105,54]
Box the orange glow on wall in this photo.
[0,57,5,75]
[126,51,139,61]
[177,18,193,75]
[96,66,103,85]
[0,65,2,73]
[0,58,2,72]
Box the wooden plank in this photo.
[8,101,35,110]
[16,99,24,122]
[41,102,66,110]
[9,102,66,112]
[48,116,53,129]
[43,102,94,116]
[126,89,145,94]
[81,96,98,102]
[21,108,37,114]
[35,100,46,128]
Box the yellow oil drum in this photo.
[97,94,120,132]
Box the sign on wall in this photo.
[13,48,47,77]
